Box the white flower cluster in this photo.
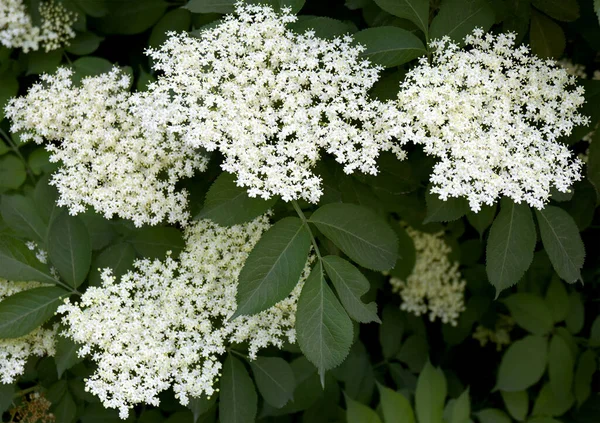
[0,0,75,52]
[145,3,404,203]
[59,215,311,418]
[6,67,208,227]
[397,29,588,212]
[0,280,57,384]
[389,227,465,326]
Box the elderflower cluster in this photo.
[397,29,588,212]
[6,67,208,227]
[0,0,76,52]
[389,227,465,326]
[0,280,57,384]
[145,2,404,203]
[59,215,311,418]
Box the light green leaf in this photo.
[288,16,356,39]
[531,383,574,417]
[429,0,495,44]
[234,217,311,317]
[477,409,511,423]
[322,255,380,323]
[219,354,257,423]
[0,286,68,338]
[184,0,235,13]
[531,0,579,22]
[196,172,277,226]
[129,226,185,259]
[0,195,47,242]
[353,27,426,68]
[55,333,84,378]
[466,204,497,238]
[496,335,547,392]
[0,155,26,190]
[296,264,353,384]
[48,213,92,289]
[548,334,575,401]
[0,235,57,285]
[529,10,565,58]
[415,361,447,423]
[309,203,398,271]
[250,357,295,408]
[372,0,429,36]
[449,388,470,423]
[574,350,597,407]
[503,293,553,335]
[345,394,382,423]
[500,390,528,421]
[535,206,585,283]
[424,190,470,223]
[377,383,415,423]
[486,200,536,295]
[544,277,569,323]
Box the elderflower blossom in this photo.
[389,227,465,326]
[0,280,57,384]
[397,29,588,212]
[6,67,208,227]
[0,0,76,52]
[59,215,312,418]
[145,3,404,203]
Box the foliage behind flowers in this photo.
[0,1,599,423]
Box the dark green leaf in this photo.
[345,394,381,423]
[53,390,77,423]
[566,291,584,334]
[89,243,136,287]
[197,173,277,226]
[0,235,57,284]
[0,155,26,190]
[574,350,597,407]
[26,49,62,75]
[500,390,528,421]
[65,31,104,55]
[389,223,415,279]
[379,305,405,359]
[309,203,398,271]
[548,334,575,401]
[496,335,547,392]
[429,0,495,44]
[353,27,426,68]
[149,8,192,48]
[184,0,235,14]
[34,177,59,226]
[322,255,380,323]
[288,16,356,38]
[72,57,113,84]
[531,382,574,417]
[529,10,565,58]
[0,286,68,338]
[74,0,108,17]
[251,357,295,408]
[0,195,47,242]
[397,334,428,373]
[544,277,569,323]
[503,293,553,335]
[590,316,600,347]
[93,0,168,34]
[28,148,56,176]
[377,383,415,423]
[415,361,446,423]
[219,354,257,423]
[48,213,91,288]
[234,217,310,317]
[247,0,305,13]
[55,334,84,378]
[188,395,217,423]
[296,264,353,384]
[424,190,469,224]
[531,0,579,22]
[129,226,185,259]
[0,74,18,121]
[0,383,15,414]
[466,204,497,238]
[372,0,428,35]
[486,200,536,295]
[477,409,511,423]
[535,206,585,283]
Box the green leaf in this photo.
[288,16,356,39]
[496,335,547,392]
[353,27,426,68]
[535,206,585,283]
[250,357,295,408]
[590,316,600,347]
[377,383,415,423]
[397,334,428,373]
[531,383,574,417]
[219,354,257,423]
[197,173,277,226]
[429,0,495,44]
[322,256,380,323]
[93,0,168,34]
[544,277,569,323]
[26,49,63,75]
[424,190,469,223]
[372,0,429,36]
[379,306,405,359]
[574,350,597,407]
[0,74,18,121]
[486,200,536,295]
[149,8,191,48]
[566,291,584,334]
[184,0,235,13]
[129,226,185,259]
[415,361,447,423]
[296,264,353,384]
[0,155,26,190]
[548,334,575,402]
[65,31,104,55]
[477,409,511,423]
[529,10,565,58]
[345,394,382,423]
[234,217,310,317]
[54,390,77,423]
[74,0,108,17]
[309,203,398,271]
[48,213,92,289]
[449,388,470,423]
[531,0,579,22]
[503,293,553,335]
[500,390,528,421]
[0,286,68,338]
[188,395,217,423]
[89,243,136,287]
[0,195,47,242]
[466,204,497,238]
[72,56,113,80]
[0,235,57,285]
[247,0,305,13]
[0,383,15,414]
[55,333,84,378]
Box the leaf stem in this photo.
[291,200,322,262]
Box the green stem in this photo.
[13,385,39,398]
[0,127,35,184]
[228,348,249,361]
[291,200,322,262]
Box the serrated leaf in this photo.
[250,357,295,409]
[234,217,310,317]
[345,394,382,423]
[296,264,353,384]
[55,334,84,378]
[48,213,91,289]
[0,195,47,242]
[377,383,415,423]
[353,27,426,68]
[529,10,565,58]
[424,190,469,223]
[531,0,579,22]
[535,206,585,283]
[322,255,380,323]
[219,354,257,423]
[129,226,185,259]
[415,361,446,423]
[0,235,57,285]
[0,286,68,338]
[184,0,235,13]
[503,293,553,335]
[372,0,429,35]
[486,200,536,295]
[500,390,528,421]
[197,173,276,226]
[574,350,597,407]
[309,203,398,271]
[548,334,575,402]
[496,335,547,392]
[429,0,495,44]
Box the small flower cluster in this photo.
[0,0,75,52]
[0,280,57,384]
[59,215,311,418]
[397,29,588,212]
[472,314,515,351]
[146,2,404,203]
[6,67,208,227]
[389,227,466,326]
